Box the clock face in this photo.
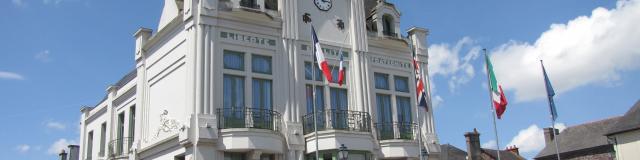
[314,0,332,11]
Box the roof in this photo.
[114,69,137,87]
[440,144,467,160]
[605,100,640,135]
[535,117,619,159]
[481,149,525,160]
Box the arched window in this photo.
[382,14,395,36]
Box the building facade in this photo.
[78,0,440,160]
[605,100,640,160]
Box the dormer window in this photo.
[240,0,258,9]
[382,14,395,37]
[265,0,278,10]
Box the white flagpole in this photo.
[483,49,501,160]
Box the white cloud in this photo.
[12,0,27,7]
[428,37,482,93]
[431,95,444,109]
[0,71,25,80]
[490,0,640,101]
[47,139,77,155]
[46,121,66,130]
[16,144,30,153]
[482,140,498,149]
[506,123,567,154]
[43,0,63,5]
[35,50,53,62]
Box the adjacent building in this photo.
[439,129,524,160]
[78,0,440,160]
[605,100,640,160]
[534,118,618,160]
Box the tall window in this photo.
[117,112,125,154]
[87,131,94,160]
[224,152,246,160]
[99,123,106,157]
[128,106,136,148]
[395,76,409,92]
[305,85,325,130]
[223,75,245,108]
[252,79,272,109]
[396,96,412,123]
[375,73,389,90]
[376,94,393,139]
[330,88,348,110]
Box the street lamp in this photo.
[338,144,349,160]
[421,148,429,160]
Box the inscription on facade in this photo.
[301,44,349,58]
[220,31,277,47]
[369,55,411,69]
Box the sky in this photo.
[2,0,639,159]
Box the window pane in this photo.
[224,75,245,108]
[330,88,348,110]
[224,50,244,70]
[376,94,392,123]
[252,79,272,109]
[331,65,346,84]
[375,73,389,89]
[305,61,323,81]
[396,96,412,123]
[252,55,272,74]
[395,76,409,92]
[265,0,278,10]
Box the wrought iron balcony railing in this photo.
[108,137,133,158]
[302,109,372,135]
[216,107,281,131]
[374,122,418,141]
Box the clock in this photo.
[314,0,332,11]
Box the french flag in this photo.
[337,52,345,86]
[412,47,429,110]
[312,26,333,83]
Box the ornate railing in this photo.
[374,122,418,140]
[216,107,281,131]
[302,109,371,135]
[108,137,133,158]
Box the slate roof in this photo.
[440,144,468,160]
[114,69,137,87]
[535,116,619,159]
[605,100,640,135]
[481,149,525,160]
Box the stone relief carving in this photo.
[153,110,184,139]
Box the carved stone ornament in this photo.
[153,110,184,139]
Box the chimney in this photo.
[67,145,79,160]
[59,149,67,160]
[506,145,520,156]
[543,128,559,144]
[464,128,481,160]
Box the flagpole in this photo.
[410,39,426,160]
[310,24,320,160]
[541,60,561,160]
[483,49,501,160]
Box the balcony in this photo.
[217,107,281,131]
[108,137,133,159]
[302,109,371,135]
[216,107,284,153]
[375,122,422,159]
[375,122,418,140]
[302,109,375,153]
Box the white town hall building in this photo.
[77,0,440,159]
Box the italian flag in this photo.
[485,54,508,119]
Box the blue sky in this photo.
[2,0,639,159]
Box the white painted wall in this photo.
[612,129,640,160]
